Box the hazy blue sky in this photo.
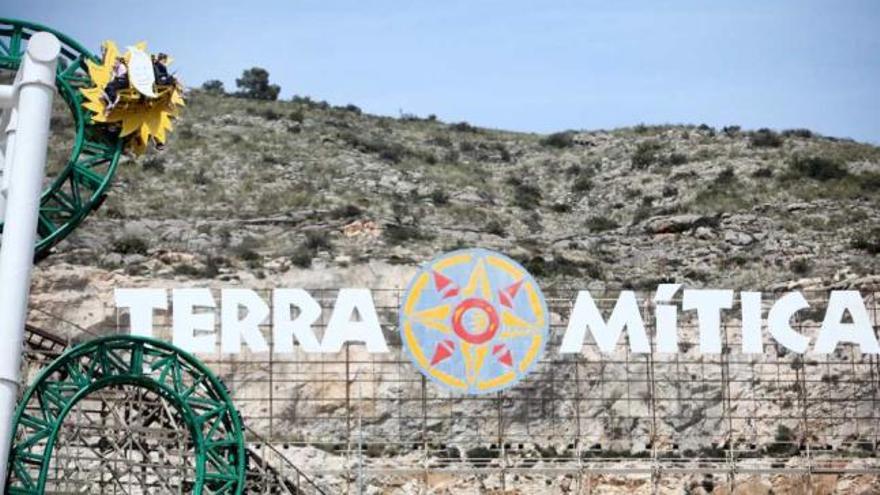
[7,1,880,142]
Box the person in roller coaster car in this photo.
[152,53,175,87]
[102,56,128,116]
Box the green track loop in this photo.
[0,18,122,258]
[6,335,246,494]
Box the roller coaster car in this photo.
[81,40,184,156]
[108,83,180,113]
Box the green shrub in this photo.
[505,176,522,187]
[384,224,430,245]
[193,168,211,185]
[586,216,618,232]
[422,152,438,165]
[112,235,149,255]
[564,164,584,176]
[303,231,332,252]
[178,124,196,140]
[722,125,741,137]
[572,175,593,193]
[790,258,812,276]
[465,446,498,466]
[766,425,798,456]
[664,152,688,166]
[631,141,663,169]
[517,253,603,279]
[379,144,405,163]
[485,220,506,237]
[288,232,331,267]
[782,128,813,139]
[697,123,715,136]
[288,109,305,123]
[752,166,774,178]
[235,248,261,269]
[789,156,848,181]
[430,188,450,205]
[496,143,512,162]
[631,200,654,225]
[451,121,478,133]
[202,256,222,278]
[331,204,363,219]
[430,135,453,148]
[715,166,737,186]
[443,149,460,163]
[201,79,225,94]
[141,154,165,173]
[512,183,542,209]
[340,132,408,163]
[541,132,574,148]
[259,108,282,120]
[235,67,280,100]
[173,264,201,277]
[690,167,746,213]
[749,128,783,148]
[851,228,880,254]
[289,246,313,268]
[859,172,880,190]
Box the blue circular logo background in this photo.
[399,249,549,394]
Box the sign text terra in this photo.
[115,286,880,356]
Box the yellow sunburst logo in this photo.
[80,41,184,155]
[399,249,549,394]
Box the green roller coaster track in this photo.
[6,335,247,494]
[0,17,122,258]
[0,20,250,492]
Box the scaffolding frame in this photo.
[22,287,880,492]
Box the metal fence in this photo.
[102,287,880,492]
[19,287,880,492]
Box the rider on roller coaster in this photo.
[102,56,128,115]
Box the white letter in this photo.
[767,292,810,353]
[814,291,880,354]
[654,284,682,353]
[560,291,649,353]
[221,289,270,354]
[322,289,389,353]
[115,288,166,338]
[682,290,733,354]
[173,289,217,354]
[273,289,323,353]
[741,292,764,354]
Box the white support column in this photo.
[0,108,19,222]
[1,44,26,225]
[0,32,60,489]
[0,85,13,108]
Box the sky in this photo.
[6,1,880,143]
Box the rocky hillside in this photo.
[40,90,880,291]
[27,91,880,495]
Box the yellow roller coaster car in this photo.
[81,41,184,155]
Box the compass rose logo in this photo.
[399,249,549,394]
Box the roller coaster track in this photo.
[0,18,122,258]
[1,18,326,494]
[18,324,327,494]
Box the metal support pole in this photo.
[0,85,13,108]
[0,31,61,489]
[0,108,19,222]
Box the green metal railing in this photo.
[6,335,247,494]
[0,18,122,258]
